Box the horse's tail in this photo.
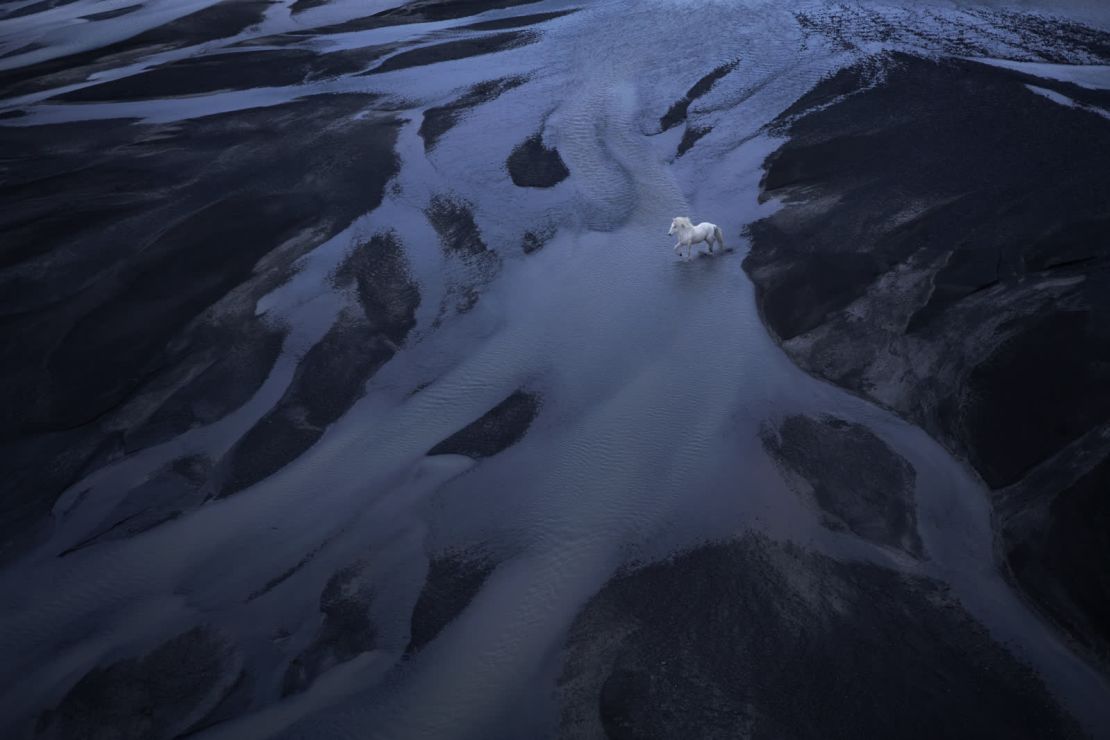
[714,225,725,250]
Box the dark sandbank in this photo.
[743,52,1110,659]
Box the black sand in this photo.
[743,52,1110,660]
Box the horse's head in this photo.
[668,216,690,235]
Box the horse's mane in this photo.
[673,216,693,226]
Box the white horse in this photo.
[668,216,725,259]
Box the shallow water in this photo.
[2,0,1110,737]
